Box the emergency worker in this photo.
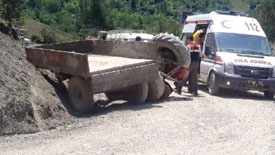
[197,32,206,49]
[172,36,194,94]
[196,32,205,74]
[188,34,202,96]
[193,29,205,44]
[175,35,201,95]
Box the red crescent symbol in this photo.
[221,20,232,29]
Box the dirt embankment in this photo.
[0,32,74,135]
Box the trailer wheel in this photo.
[123,82,149,105]
[264,91,274,99]
[68,76,94,113]
[207,72,220,96]
[147,75,165,102]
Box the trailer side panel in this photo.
[26,48,90,78]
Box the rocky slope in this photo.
[0,32,74,135]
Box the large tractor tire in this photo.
[152,33,191,74]
[68,76,94,113]
[147,74,165,102]
[123,82,149,105]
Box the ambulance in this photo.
[99,30,154,42]
[181,11,275,99]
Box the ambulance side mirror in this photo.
[205,46,216,59]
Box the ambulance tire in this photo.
[207,72,220,96]
[68,76,94,113]
[147,75,165,102]
[124,82,149,105]
[264,91,274,99]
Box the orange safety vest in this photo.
[188,42,201,62]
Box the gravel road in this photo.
[1,85,275,155]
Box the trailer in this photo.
[26,36,190,113]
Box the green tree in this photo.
[88,0,105,28]
[27,0,42,9]
[22,0,236,38]
[1,0,25,27]
[0,1,3,13]
[256,0,275,41]
[43,0,60,13]
[131,0,136,11]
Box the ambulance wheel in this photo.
[147,75,165,102]
[264,91,274,99]
[68,76,94,113]
[208,72,220,96]
[124,82,149,105]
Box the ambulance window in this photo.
[194,24,208,34]
[204,33,216,59]
[180,35,186,42]
[180,33,192,45]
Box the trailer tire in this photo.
[68,76,94,113]
[124,82,149,105]
[264,91,274,99]
[147,75,165,102]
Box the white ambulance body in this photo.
[181,11,275,99]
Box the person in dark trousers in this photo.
[197,32,205,74]
[175,35,201,96]
[188,35,202,96]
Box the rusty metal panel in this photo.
[38,41,93,53]
[90,61,158,94]
[36,40,159,60]
[26,48,90,78]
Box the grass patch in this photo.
[21,18,76,43]
[231,0,250,12]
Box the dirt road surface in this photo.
[1,85,275,155]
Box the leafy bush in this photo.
[40,27,56,44]
[31,34,42,43]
